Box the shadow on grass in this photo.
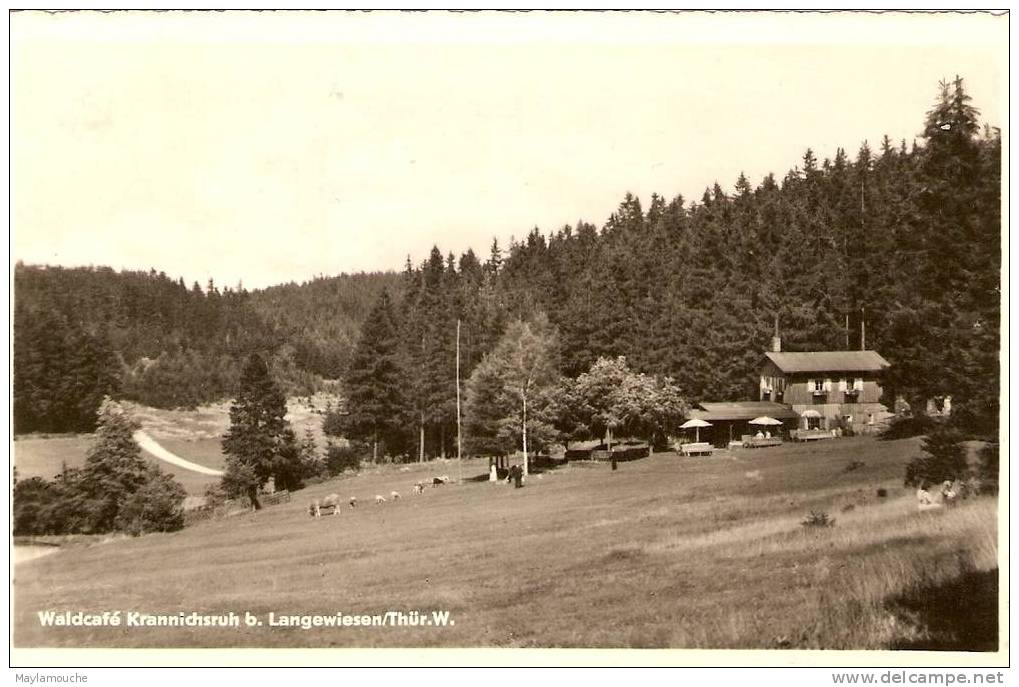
[465,457,571,483]
[888,567,998,651]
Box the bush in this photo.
[114,469,187,536]
[831,415,856,437]
[203,482,228,509]
[322,408,346,438]
[13,477,59,536]
[325,443,363,475]
[876,488,888,498]
[904,426,967,488]
[947,396,999,441]
[977,443,999,494]
[801,510,835,528]
[881,413,938,441]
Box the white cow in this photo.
[310,493,341,518]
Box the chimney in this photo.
[771,315,781,352]
[860,307,866,351]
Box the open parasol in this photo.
[800,409,822,429]
[680,418,712,443]
[748,416,783,426]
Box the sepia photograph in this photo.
[8,9,1007,667]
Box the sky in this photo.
[10,11,1007,290]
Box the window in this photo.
[812,379,824,393]
[844,376,860,400]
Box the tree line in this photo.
[12,265,395,432]
[13,77,1000,446]
[330,76,1000,460]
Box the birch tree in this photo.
[464,314,559,476]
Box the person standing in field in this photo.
[512,465,523,488]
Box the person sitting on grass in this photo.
[917,482,941,512]
[940,480,958,506]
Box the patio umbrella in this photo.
[748,416,783,426]
[680,418,712,443]
[800,409,822,429]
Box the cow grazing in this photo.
[310,493,341,518]
[413,483,425,494]
[349,497,358,509]
[432,475,450,487]
[375,494,387,505]
[390,490,400,500]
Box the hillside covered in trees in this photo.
[13,266,397,432]
[336,76,1001,457]
[14,77,999,445]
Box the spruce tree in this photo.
[339,290,409,461]
[76,399,158,532]
[221,353,299,509]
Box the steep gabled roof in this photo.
[691,401,800,422]
[764,350,890,374]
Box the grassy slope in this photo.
[12,436,998,649]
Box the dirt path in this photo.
[14,546,60,566]
[133,431,224,476]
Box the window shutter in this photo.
[823,378,832,392]
[808,378,814,392]
[838,378,847,392]
[854,377,864,391]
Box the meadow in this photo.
[12,394,337,497]
[14,433,222,497]
[12,435,998,650]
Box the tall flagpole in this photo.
[456,318,463,484]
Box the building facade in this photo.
[689,401,802,448]
[759,348,891,434]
